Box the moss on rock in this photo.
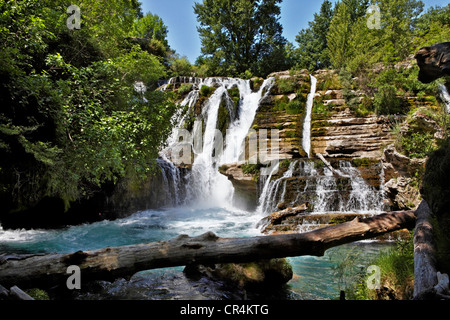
[184,259,293,289]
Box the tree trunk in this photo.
[0,211,416,289]
[413,200,438,297]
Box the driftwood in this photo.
[316,153,339,176]
[0,211,416,289]
[259,204,308,228]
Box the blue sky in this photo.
[140,0,450,63]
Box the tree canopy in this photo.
[193,0,289,77]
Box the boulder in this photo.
[382,144,426,210]
[415,42,450,83]
[184,259,293,289]
[384,177,421,210]
[382,144,426,182]
[219,164,259,211]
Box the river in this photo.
[0,205,391,300]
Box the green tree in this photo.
[414,4,450,48]
[375,0,424,65]
[327,0,371,70]
[295,0,335,71]
[0,0,176,217]
[134,12,169,48]
[169,54,194,77]
[327,2,352,70]
[194,0,287,77]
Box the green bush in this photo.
[401,132,436,159]
[373,84,408,115]
[227,87,240,106]
[200,85,216,97]
[239,70,253,80]
[178,84,193,95]
[286,100,303,115]
[313,101,330,117]
[275,78,299,94]
[26,288,50,300]
[241,163,262,175]
[346,232,415,300]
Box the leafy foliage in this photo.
[294,0,335,71]
[0,0,176,214]
[193,0,289,77]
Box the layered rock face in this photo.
[311,99,394,159]
[158,68,443,217]
[256,69,396,161]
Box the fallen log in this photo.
[9,286,34,301]
[0,211,416,289]
[413,200,450,299]
[413,200,438,297]
[316,153,336,174]
[258,204,308,229]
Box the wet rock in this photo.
[184,259,293,289]
[219,164,259,211]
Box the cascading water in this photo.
[159,77,275,208]
[220,78,275,165]
[302,75,317,158]
[0,74,390,301]
[440,84,450,114]
[258,161,297,214]
[257,159,386,216]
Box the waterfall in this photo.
[220,78,275,165]
[335,161,385,213]
[440,84,450,114]
[159,76,275,208]
[305,160,385,213]
[158,75,385,218]
[157,156,183,207]
[302,75,317,158]
[185,84,234,207]
[256,161,281,214]
[257,161,297,214]
[258,159,385,215]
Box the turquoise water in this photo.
[0,206,391,300]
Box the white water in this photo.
[258,159,386,215]
[161,77,275,209]
[440,84,450,114]
[258,161,297,214]
[186,84,234,207]
[220,78,275,165]
[302,75,317,158]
